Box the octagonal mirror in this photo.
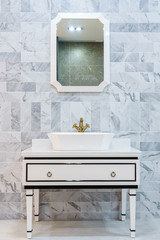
[51,13,110,92]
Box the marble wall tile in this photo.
[21,12,50,22]
[155,83,160,92]
[22,92,50,103]
[140,93,160,102]
[140,142,160,151]
[0,72,21,82]
[31,102,41,131]
[6,151,21,162]
[139,32,160,43]
[139,12,160,23]
[21,102,31,131]
[125,62,154,72]
[21,51,49,62]
[0,92,23,103]
[111,52,139,62]
[21,0,30,12]
[1,0,10,12]
[148,0,159,12]
[0,193,21,202]
[0,102,11,131]
[0,132,21,143]
[110,102,140,131]
[139,0,149,12]
[140,103,150,131]
[111,42,124,52]
[111,62,125,73]
[0,32,21,52]
[30,0,51,12]
[140,52,160,62]
[0,142,21,152]
[21,131,41,150]
[0,203,23,219]
[91,102,100,132]
[119,0,140,13]
[139,23,160,32]
[0,0,21,13]
[59,0,100,13]
[51,102,61,131]
[21,72,49,83]
[99,0,119,13]
[0,53,21,62]
[125,42,154,52]
[0,82,6,91]
[20,62,50,72]
[40,191,111,203]
[100,101,110,131]
[0,152,6,162]
[7,82,36,92]
[139,73,155,92]
[6,62,21,72]
[111,23,138,32]
[11,102,21,131]
[0,13,20,22]
[41,102,51,132]
[149,102,160,131]
[0,22,20,32]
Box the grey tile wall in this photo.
[58,42,103,86]
[0,0,160,220]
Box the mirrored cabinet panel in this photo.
[51,13,110,92]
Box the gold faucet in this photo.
[72,118,90,132]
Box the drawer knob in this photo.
[111,171,116,177]
[47,171,52,177]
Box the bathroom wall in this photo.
[0,0,160,220]
[58,42,103,86]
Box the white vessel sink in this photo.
[48,132,114,151]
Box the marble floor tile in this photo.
[0,219,159,240]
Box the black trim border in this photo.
[121,213,126,216]
[24,185,138,189]
[34,214,39,216]
[27,230,33,233]
[26,194,34,197]
[130,229,136,232]
[24,157,138,160]
[128,194,136,196]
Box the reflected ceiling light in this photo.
[68,26,75,31]
[76,27,82,31]
[68,26,83,31]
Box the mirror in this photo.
[51,13,110,92]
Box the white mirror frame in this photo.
[50,13,110,93]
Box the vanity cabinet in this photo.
[22,150,140,239]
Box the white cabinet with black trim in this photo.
[22,148,140,239]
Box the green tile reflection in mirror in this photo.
[57,41,104,86]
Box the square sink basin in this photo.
[48,132,114,151]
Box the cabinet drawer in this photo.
[26,163,136,182]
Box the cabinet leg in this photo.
[34,189,39,222]
[121,189,127,221]
[129,189,136,238]
[26,189,33,239]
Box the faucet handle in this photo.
[86,123,90,128]
[72,123,77,128]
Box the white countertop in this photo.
[22,139,141,158]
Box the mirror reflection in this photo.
[57,19,104,86]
